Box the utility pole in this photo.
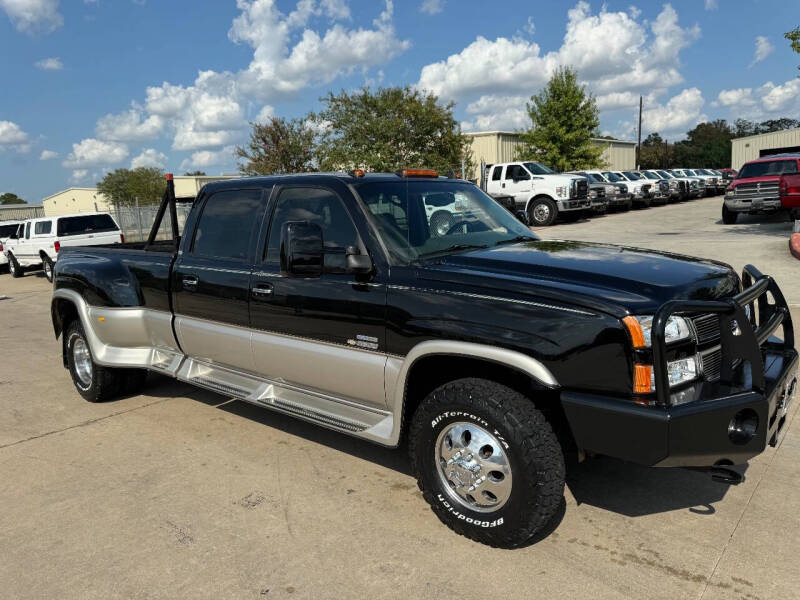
[636,95,643,169]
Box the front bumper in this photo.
[562,347,797,467]
[562,265,797,467]
[559,198,591,212]
[725,196,782,213]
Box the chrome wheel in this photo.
[8,259,15,274]
[44,260,52,281]
[72,337,93,387]
[532,203,551,224]
[435,421,513,513]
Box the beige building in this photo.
[464,131,637,181]
[731,128,800,171]
[42,175,241,217]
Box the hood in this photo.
[417,240,739,316]
[539,174,583,185]
[731,175,781,187]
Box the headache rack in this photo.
[651,265,795,406]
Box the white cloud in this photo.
[70,169,89,184]
[420,0,444,15]
[40,149,58,160]
[131,148,168,169]
[628,6,641,19]
[95,107,165,142]
[715,77,800,120]
[179,146,236,172]
[0,0,62,34]
[255,105,275,123]
[0,120,30,152]
[63,138,128,168]
[418,3,700,134]
[750,36,774,67]
[35,56,63,70]
[461,95,529,132]
[641,88,706,135]
[705,0,718,9]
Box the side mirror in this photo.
[515,210,530,226]
[346,246,373,275]
[280,221,323,278]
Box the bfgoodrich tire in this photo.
[65,320,123,402]
[409,378,565,548]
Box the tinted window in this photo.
[523,162,554,175]
[505,165,529,180]
[0,224,18,238]
[57,214,118,237]
[491,166,502,181]
[191,190,262,260]
[623,171,642,180]
[266,187,358,272]
[738,160,799,179]
[35,221,52,235]
[25,222,31,239]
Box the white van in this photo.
[4,212,122,281]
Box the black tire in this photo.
[65,320,123,402]
[409,378,565,548]
[42,254,54,283]
[636,197,651,209]
[722,204,738,224]
[620,200,632,211]
[8,253,22,278]
[527,197,557,227]
[429,211,454,238]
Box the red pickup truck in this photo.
[722,154,800,223]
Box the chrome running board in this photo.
[175,357,394,443]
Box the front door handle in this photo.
[182,275,198,291]
[501,182,505,188]
[251,283,274,300]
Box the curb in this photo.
[791,233,800,261]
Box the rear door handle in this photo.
[182,275,198,291]
[251,283,273,300]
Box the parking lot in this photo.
[0,194,798,600]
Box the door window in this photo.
[34,221,52,235]
[505,165,530,181]
[191,189,263,260]
[266,187,359,272]
[491,166,502,181]
[25,222,31,239]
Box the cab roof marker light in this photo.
[350,169,366,178]
[397,168,439,178]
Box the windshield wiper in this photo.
[494,236,536,246]
[419,244,489,259]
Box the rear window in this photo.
[738,160,799,179]
[0,224,18,237]
[35,221,52,235]
[57,214,119,237]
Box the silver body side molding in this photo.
[53,291,558,447]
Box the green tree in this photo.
[183,170,207,176]
[236,116,317,176]
[785,27,800,69]
[515,67,604,171]
[314,86,473,175]
[0,192,25,205]
[757,118,800,133]
[639,133,669,169]
[97,167,165,208]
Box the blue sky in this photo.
[1,0,798,203]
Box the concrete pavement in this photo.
[0,199,798,599]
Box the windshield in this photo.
[738,160,798,179]
[585,173,605,183]
[696,169,711,175]
[354,181,536,264]
[642,172,660,180]
[601,171,624,182]
[622,171,642,180]
[523,162,554,175]
[0,224,19,238]
[657,170,673,179]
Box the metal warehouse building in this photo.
[464,131,637,180]
[731,127,800,171]
[42,175,240,217]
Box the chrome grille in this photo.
[575,179,589,198]
[734,182,779,198]
[692,314,720,344]
[642,184,652,193]
[659,181,669,193]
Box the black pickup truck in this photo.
[51,170,797,548]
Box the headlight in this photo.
[589,189,597,198]
[669,180,678,189]
[633,356,699,394]
[555,186,567,197]
[623,315,692,348]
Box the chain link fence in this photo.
[111,203,193,242]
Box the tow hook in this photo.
[687,462,744,485]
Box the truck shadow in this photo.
[566,456,747,517]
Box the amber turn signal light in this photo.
[633,364,653,394]
[622,315,646,349]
